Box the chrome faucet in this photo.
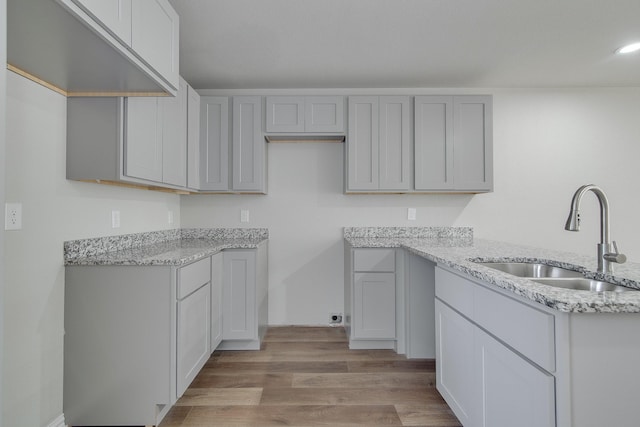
[565,184,626,274]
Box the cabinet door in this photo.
[266,96,305,133]
[353,272,395,339]
[210,253,223,352]
[232,96,265,192]
[200,97,229,191]
[414,96,454,191]
[305,96,344,132]
[453,96,493,191]
[223,251,257,340]
[475,328,555,427]
[160,77,187,187]
[176,284,211,398]
[379,96,410,191]
[131,0,179,90]
[125,97,163,183]
[72,0,132,45]
[435,299,475,426]
[347,96,379,191]
[187,85,201,190]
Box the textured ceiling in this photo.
[169,0,640,89]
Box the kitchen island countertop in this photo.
[345,227,640,313]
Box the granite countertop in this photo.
[64,228,268,267]
[344,227,640,314]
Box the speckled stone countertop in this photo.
[344,227,640,313]
[64,228,268,267]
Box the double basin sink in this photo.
[477,262,636,293]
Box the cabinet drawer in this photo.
[178,257,211,299]
[474,285,555,372]
[353,249,395,272]
[435,268,474,319]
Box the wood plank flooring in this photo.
[159,326,462,427]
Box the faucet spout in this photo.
[564,184,610,244]
[565,185,623,274]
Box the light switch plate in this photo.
[111,210,121,228]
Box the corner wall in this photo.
[3,72,181,427]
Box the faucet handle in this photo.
[604,241,627,264]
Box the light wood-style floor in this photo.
[159,326,462,427]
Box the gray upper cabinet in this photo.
[305,96,345,133]
[347,96,379,191]
[72,0,132,45]
[67,77,192,190]
[415,95,493,192]
[198,96,266,194]
[199,96,230,191]
[126,78,187,186]
[8,0,179,95]
[233,96,266,193]
[187,85,202,190]
[266,96,305,133]
[131,0,180,90]
[125,97,163,183]
[347,96,410,192]
[265,96,344,133]
[160,78,188,187]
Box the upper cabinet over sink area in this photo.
[264,96,346,142]
[7,0,179,96]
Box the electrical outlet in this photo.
[240,209,250,223]
[330,313,343,325]
[111,210,121,228]
[168,210,174,225]
[407,208,417,220]
[5,203,23,230]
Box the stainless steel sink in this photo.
[477,262,583,278]
[532,278,636,293]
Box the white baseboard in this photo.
[45,414,66,427]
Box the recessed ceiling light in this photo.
[616,42,640,54]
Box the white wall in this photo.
[1,0,7,424]
[3,73,181,427]
[5,74,640,425]
[182,88,640,325]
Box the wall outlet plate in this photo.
[407,208,417,221]
[330,313,343,325]
[5,203,22,230]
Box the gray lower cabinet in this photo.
[345,247,397,349]
[67,76,192,190]
[63,254,236,426]
[435,266,556,427]
[346,96,411,192]
[210,252,224,352]
[198,96,266,193]
[219,246,269,350]
[176,257,212,397]
[414,95,493,192]
[434,299,475,426]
